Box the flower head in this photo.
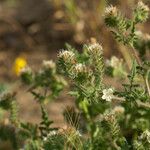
[42,60,56,70]
[20,66,32,75]
[105,5,118,18]
[102,88,114,102]
[72,63,91,81]
[104,113,115,123]
[134,1,149,23]
[104,5,120,27]
[73,63,87,74]
[110,56,121,68]
[87,43,103,55]
[58,50,75,63]
[137,1,149,12]
[20,66,33,84]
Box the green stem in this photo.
[81,99,95,149]
[145,70,150,97]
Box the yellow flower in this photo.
[13,57,27,76]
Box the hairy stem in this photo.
[131,46,150,97]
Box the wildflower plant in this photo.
[20,60,67,103]
[0,1,150,150]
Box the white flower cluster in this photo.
[102,88,114,102]
[42,60,56,70]
[110,56,120,68]
[73,63,87,75]
[43,130,57,141]
[87,43,103,56]
[137,1,149,12]
[58,50,75,63]
[103,112,115,123]
[20,66,32,75]
[105,5,118,17]
[140,130,150,143]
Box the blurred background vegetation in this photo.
[0,0,149,79]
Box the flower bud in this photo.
[113,106,125,114]
[72,63,92,82]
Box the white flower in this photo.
[102,88,114,102]
[140,130,150,143]
[105,5,118,17]
[106,56,122,68]
[42,60,56,69]
[58,50,75,62]
[87,43,103,56]
[137,1,149,12]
